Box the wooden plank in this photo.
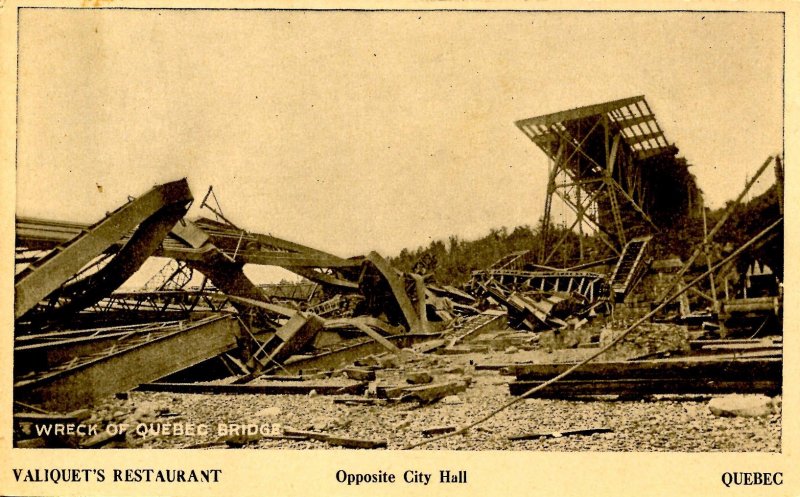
[224,434,309,448]
[421,426,457,437]
[15,315,240,412]
[476,362,531,371]
[138,381,367,396]
[13,413,80,424]
[325,317,404,336]
[400,381,468,404]
[277,334,440,374]
[689,339,781,350]
[354,322,401,354]
[16,438,47,448]
[509,427,612,441]
[412,338,447,354]
[696,344,782,353]
[79,428,127,448]
[376,385,410,399]
[687,349,782,359]
[722,297,780,313]
[283,429,387,449]
[411,273,430,333]
[505,357,782,381]
[255,375,306,381]
[333,398,385,406]
[508,378,781,397]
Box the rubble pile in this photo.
[538,323,593,351]
[13,97,783,451]
[12,176,784,451]
[15,349,781,451]
[598,322,691,360]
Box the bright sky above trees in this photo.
[17,10,783,261]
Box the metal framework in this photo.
[89,290,231,315]
[516,96,676,263]
[14,180,193,320]
[609,235,653,302]
[16,215,363,291]
[471,269,607,303]
[141,259,194,292]
[15,314,241,411]
[258,282,320,301]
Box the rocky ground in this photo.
[67,328,780,452]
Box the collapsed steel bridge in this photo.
[14,179,433,412]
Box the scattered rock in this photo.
[539,327,591,350]
[355,355,381,367]
[708,394,776,418]
[367,381,379,397]
[67,409,92,421]
[401,381,468,404]
[254,407,282,418]
[599,323,690,360]
[441,395,463,405]
[343,367,376,381]
[377,355,400,369]
[325,417,353,430]
[132,401,158,419]
[406,371,433,385]
[397,349,419,362]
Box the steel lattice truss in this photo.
[516,95,680,263]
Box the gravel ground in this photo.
[101,334,782,452]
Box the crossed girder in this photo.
[15,187,363,325]
[14,179,193,320]
[17,216,363,270]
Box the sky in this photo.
[16,9,784,268]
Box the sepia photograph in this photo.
[1,2,795,496]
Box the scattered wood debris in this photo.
[508,427,613,441]
[283,429,387,449]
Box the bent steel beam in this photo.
[15,315,240,411]
[191,217,360,266]
[186,250,269,304]
[293,268,360,290]
[17,215,363,291]
[35,202,191,322]
[165,217,362,269]
[15,179,192,320]
[17,217,363,270]
[365,252,421,332]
